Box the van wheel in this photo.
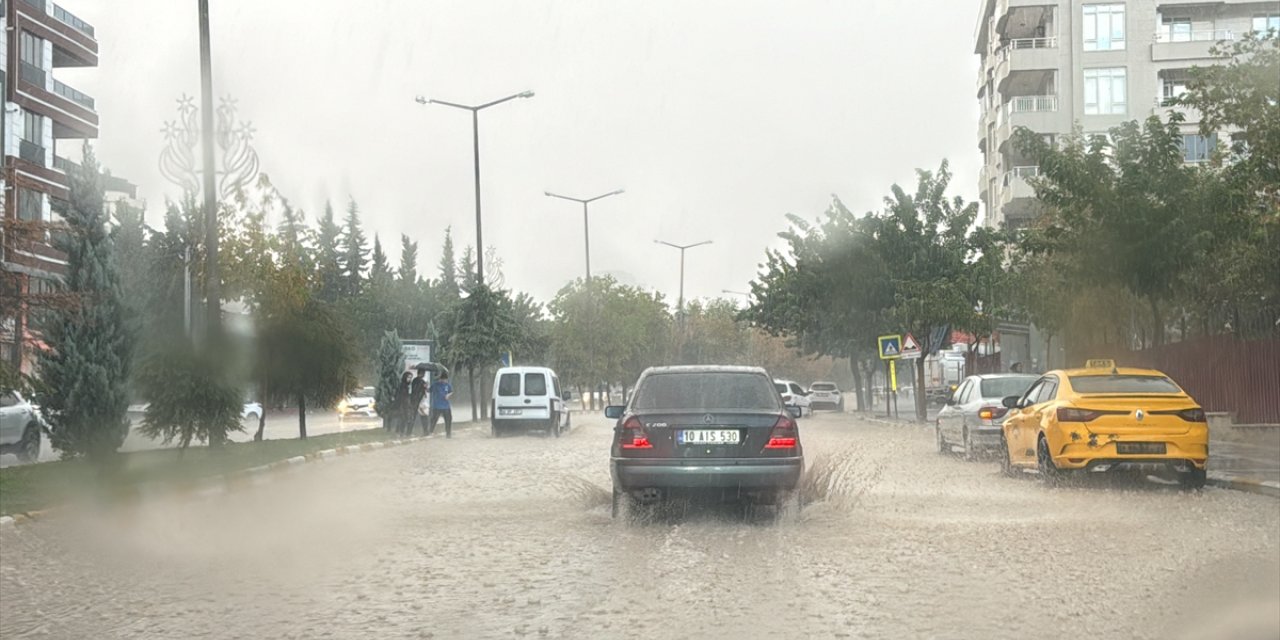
[491,422,502,438]
[17,422,41,463]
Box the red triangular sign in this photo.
[902,333,921,353]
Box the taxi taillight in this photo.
[619,416,652,449]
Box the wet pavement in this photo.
[2,411,1278,639]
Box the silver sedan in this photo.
[934,374,1037,459]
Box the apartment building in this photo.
[0,0,98,371]
[974,0,1280,229]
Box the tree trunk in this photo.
[297,394,308,439]
[914,358,927,423]
[849,356,865,411]
[1149,296,1165,347]
[468,365,477,422]
[480,366,489,420]
[1044,333,1054,372]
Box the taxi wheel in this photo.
[1037,436,1072,487]
[998,432,1017,477]
[1179,468,1207,490]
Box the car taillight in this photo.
[1177,408,1206,422]
[619,416,652,449]
[978,406,1008,421]
[1057,407,1102,422]
[765,414,799,449]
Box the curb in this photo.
[1207,472,1280,498]
[0,436,426,530]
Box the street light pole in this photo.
[197,0,219,340]
[544,189,624,283]
[417,90,534,286]
[654,240,713,313]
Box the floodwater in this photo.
[1,412,1277,639]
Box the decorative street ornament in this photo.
[159,94,260,199]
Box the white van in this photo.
[491,366,572,437]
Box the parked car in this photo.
[490,366,571,437]
[242,401,263,422]
[337,387,377,418]
[935,374,1037,459]
[0,390,43,463]
[998,360,1209,488]
[773,379,811,417]
[607,365,804,518]
[807,381,844,411]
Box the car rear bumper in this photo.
[1053,436,1208,470]
[493,417,556,429]
[611,457,803,490]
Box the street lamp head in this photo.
[518,91,536,99]
[414,95,428,105]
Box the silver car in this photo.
[0,390,43,463]
[934,374,1037,459]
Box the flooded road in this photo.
[2,412,1278,639]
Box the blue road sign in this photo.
[878,334,902,360]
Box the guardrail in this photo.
[52,78,95,110]
[19,61,46,88]
[1001,166,1039,187]
[53,156,78,174]
[1006,36,1057,50]
[19,140,46,167]
[1155,29,1236,43]
[52,2,95,37]
[1004,95,1058,117]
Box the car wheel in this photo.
[247,412,261,423]
[998,431,1017,477]
[491,422,502,438]
[935,424,948,454]
[17,422,41,463]
[1037,436,1071,487]
[1179,468,1207,490]
[611,488,621,519]
[961,426,975,461]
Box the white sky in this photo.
[58,0,982,305]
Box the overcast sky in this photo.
[59,0,981,305]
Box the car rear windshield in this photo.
[498,373,520,396]
[811,383,837,391]
[634,372,781,411]
[524,373,547,396]
[979,376,1037,399]
[1069,375,1181,394]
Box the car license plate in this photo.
[1117,442,1166,455]
[498,408,522,416]
[677,429,740,445]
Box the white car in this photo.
[491,366,572,437]
[773,379,812,417]
[808,381,844,411]
[242,401,263,422]
[338,387,377,418]
[0,390,43,462]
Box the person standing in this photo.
[393,371,414,435]
[409,364,430,436]
[428,371,454,438]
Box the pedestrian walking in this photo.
[393,371,414,435]
[429,371,454,438]
[410,364,430,435]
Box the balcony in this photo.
[995,95,1061,150]
[1152,30,1237,61]
[52,78,95,110]
[53,156,79,174]
[19,140,47,167]
[52,3,95,38]
[19,61,47,89]
[994,38,1059,94]
[1001,166,1039,204]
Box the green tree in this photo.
[399,234,420,285]
[435,227,458,297]
[370,235,393,287]
[438,283,521,420]
[375,330,404,429]
[255,264,358,439]
[315,201,342,302]
[38,147,135,462]
[339,199,369,297]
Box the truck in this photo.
[924,347,967,403]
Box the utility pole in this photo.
[417,90,534,285]
[197,0,219,340]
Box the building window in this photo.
[1181,134,1216,163]
[1255,14,1280,34]
[19,31,43,67]
[18,188,43,222]
[1084,67,1126,115]
[1083,4,1125,51]
[1162,76,1190,106]
[22,111,43,144]
[1160,17,1193,43]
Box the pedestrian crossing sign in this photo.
[878,334,902,360]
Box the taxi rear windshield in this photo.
[1069,375,1181,394]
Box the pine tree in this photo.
[111,199,149,309]
[375,330,404,429]
[371,234,393,286]
[437,227,459,297]
[457,245,478,294]
[315,201,342,302]
[339,198,369,297]
[39,146,135,462]
[398,234,419,285]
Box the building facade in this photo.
[974,0,1279,229]
[0,0,98,372]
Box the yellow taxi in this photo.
[997,360,1209,488]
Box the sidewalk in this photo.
[1207,439,1280,497]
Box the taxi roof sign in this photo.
[1084,359,1116,369]
[878,334,902,360]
